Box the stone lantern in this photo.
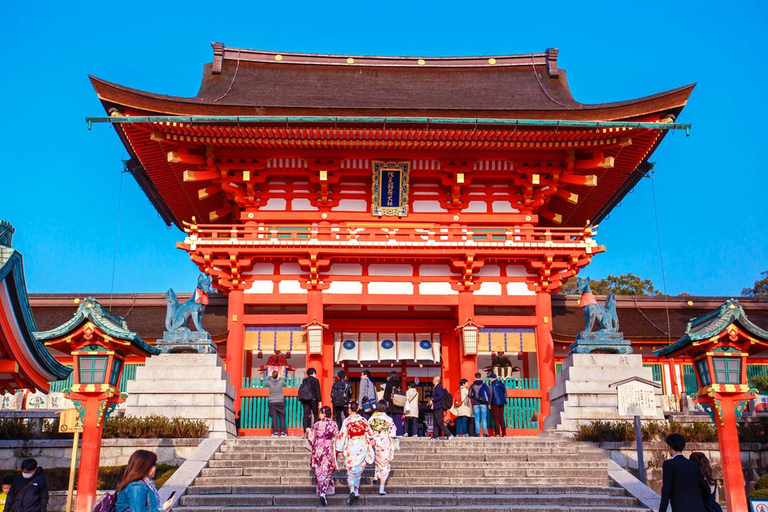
[654,298,768,512]
[35,297,159,512]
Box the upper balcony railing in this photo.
[183,221,600,251]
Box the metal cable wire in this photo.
[649,167,673,342]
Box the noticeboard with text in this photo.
[371,161,410,216]
[616,380,657,417]
[58,408,84,433]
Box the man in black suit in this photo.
[659,433,710,512]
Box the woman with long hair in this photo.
[307,406,339,506]
[116,450,173,512]
[337,401,374,505]
[689,452,722,512]
[369,399,397,495]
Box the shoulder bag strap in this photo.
[14,476,42,502]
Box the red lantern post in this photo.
[35,298,159,512]
[655,299,767,512]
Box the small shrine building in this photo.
[83,43,702,434]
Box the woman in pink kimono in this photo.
[337,401,374,505]
[307,406,339,506]
[368,399,397,495]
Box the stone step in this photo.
[212,452,607,462]
[179,492,640,508]
[191,475,611,486]
[185,484,629,496]
[219,444,600,454]
[198,466,606,478]
[174,505,649,512]
[206,459,603,470]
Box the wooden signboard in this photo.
[58,408,84,433]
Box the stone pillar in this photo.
[535,291,555,418]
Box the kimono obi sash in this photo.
[347,419,368,438]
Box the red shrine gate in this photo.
[90,43,692,435]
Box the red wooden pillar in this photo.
[227,288,245,416]
[458,290,477,381]
[441,331,459,393]
[74,397,104,512]
[535,291,555,419]
[713,396,748,512]
[306,288,332,405]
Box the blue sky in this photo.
[1,1,765,296]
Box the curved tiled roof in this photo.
[35,297,160,356]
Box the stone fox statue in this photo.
[165,274,213,334]
[575,277,619,334]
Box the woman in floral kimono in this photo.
[307,406,339,506]
[368,399,397,495]
[337,401,374,505]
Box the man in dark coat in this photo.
[5,459,48,512]
[299,367,322,430]
[427,376,453,440]
[658,434,710,512]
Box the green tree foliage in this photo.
[742,270,768,297]
[561,273,660,296]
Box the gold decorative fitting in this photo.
[417,59,426,65]
[346,58,354,64]
[488,58,497,64]
[275,55,283,61]
[74,298,81,304]
[687,300,694,306]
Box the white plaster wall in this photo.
[507,282,535,295]
[465,201,488,213]
[412,200,448,213]
[278,280,307,294]
[476,282,503,295]
[368,264,413,276]
[418,265,453,276]
[244,281,274,294]
[333,199,367,212]
[291,198,318,211]
[369,282,413,294]
[260,198,287,210]
[506,265,532,277]
[476,265,501,276]
[280,263,302,274]
[243,263,274,276]
[492,201,519,213]
[419,282,457,295]
[329,264,363,275]
[326,281,363,294]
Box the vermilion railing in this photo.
[184,222,598,248]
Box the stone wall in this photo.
[0,438,202,470]
[599,441,768,496]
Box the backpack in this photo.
[453,389,464,408]
[477,384,490,405]
[331,380,348,406]
[442,388,453,410]
[92,492,116,512]
[298,379,314,402]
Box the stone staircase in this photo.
[174,436,651,511]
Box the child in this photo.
[0,476,13,512]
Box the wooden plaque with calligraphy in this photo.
[371,161,410,216]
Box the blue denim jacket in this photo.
[116,480,161,512]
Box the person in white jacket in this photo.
[451,379,472,437]
[404,382,420,437]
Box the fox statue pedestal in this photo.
[545,353,665,434]
[124,353,236,438]
[156,331,217,354]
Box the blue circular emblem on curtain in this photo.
[419,339,432,350]
[381,339,395,350]
[342,340,356,350]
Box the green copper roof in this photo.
[654,298,768,357]
[0,221,72,382]
[35,297,160,356]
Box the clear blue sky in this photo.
[1,1,765,296]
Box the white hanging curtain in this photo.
[334,332,441,363]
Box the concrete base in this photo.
[125,353,237,438]
[545,353,665,433]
